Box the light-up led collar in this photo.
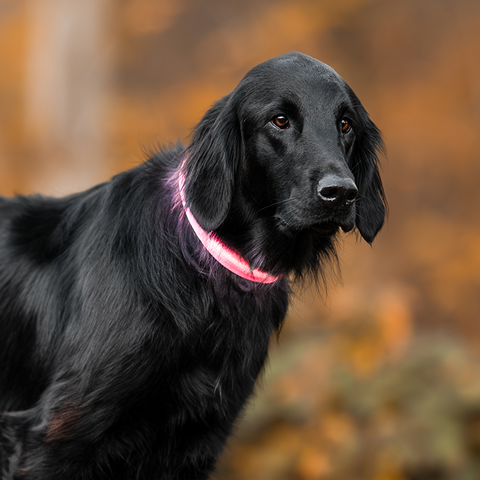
[178,163,280,284]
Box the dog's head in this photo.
[184,52,386,276]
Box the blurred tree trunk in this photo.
[24,0,113,195]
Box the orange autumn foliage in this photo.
[1,0,480,478]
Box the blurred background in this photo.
[1,0,480,478]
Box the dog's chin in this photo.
[309,222,340,236]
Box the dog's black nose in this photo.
[317,176,358,207]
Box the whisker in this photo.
[257,198,292,213]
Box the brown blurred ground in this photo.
[1,0,480,478]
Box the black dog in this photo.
[0,52,385,479]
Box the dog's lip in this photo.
[277,215,355,236]
[277,217,342,236]
[340,222,355,233]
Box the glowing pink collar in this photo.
[178,165,279,284]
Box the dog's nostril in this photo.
[318,177,358,207]
[345,189,358,203]
[319,186,339,200]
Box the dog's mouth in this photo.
[277,216,355,237]
[309,219,355,235]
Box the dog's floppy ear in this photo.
[184,94,242,231]
[351,105,387,244]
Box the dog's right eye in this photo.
[271,115,290,129]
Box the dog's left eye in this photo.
[271,115,290,129]
[340,118,352,134]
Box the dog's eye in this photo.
[271,115,290,129]
[340,118,352,134]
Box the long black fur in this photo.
[0,52,385,479]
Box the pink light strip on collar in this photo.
[178,165,280,284]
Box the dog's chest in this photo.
[171,286,286,421]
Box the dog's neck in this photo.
[178,162,280,285]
